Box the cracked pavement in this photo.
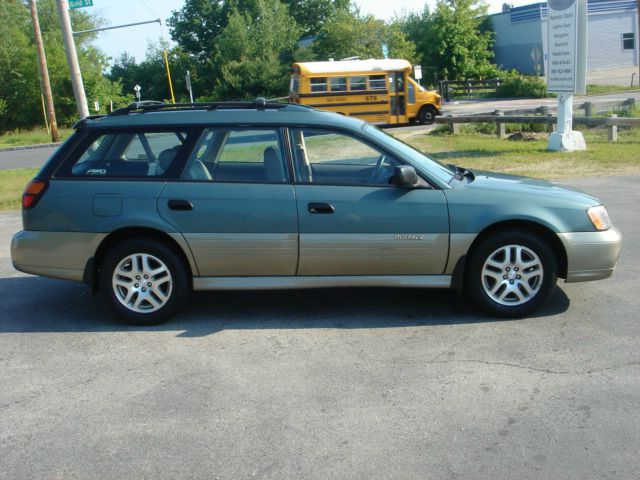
[0,175,639,479]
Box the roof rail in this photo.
[109,98,312,116]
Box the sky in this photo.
[84,0,537,65]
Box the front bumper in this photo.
[558,226,622,283]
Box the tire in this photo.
[100,238,189,325]
[418,105,437,125]
[466,230,558,318]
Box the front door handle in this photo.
[308,202,334,214]
[168,199,193,211]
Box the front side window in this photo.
[66,130,186,178]
[310,77,328,92]
[330,77,347,92]
[183,128,288,183]
[623,32,635,50]
[290,129,401,186]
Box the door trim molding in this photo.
[193,275,451,291]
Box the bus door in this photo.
[388,71,408,124]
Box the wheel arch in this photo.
[83,227,196,292]
[452,219,568,293]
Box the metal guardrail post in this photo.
[447,115,460,134]
[609,114,618,141]
[584,102,593,117]
[495,110,506,139]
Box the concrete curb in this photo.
[0,142,62,153]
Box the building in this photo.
[490,1,639,83]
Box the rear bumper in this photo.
[11,230,106,282]
[558,227,622,283]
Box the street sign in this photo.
[414,65,422,80]
[69,0,93,10]
[381,43,388,59]
[547,0,586,93]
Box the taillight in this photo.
[22,180,48,209]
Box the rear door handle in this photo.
[168,199,193,211]
[308,202,334,214]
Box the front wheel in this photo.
[418,105,437,125]
[466,231,558,318]
[100,238,189,325]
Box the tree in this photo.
[213,0,301,100]
[0,0,129,132]
[284,0,351,36]
[311,7,417,63]
[418,0,495,81]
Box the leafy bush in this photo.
[496,70,547,98]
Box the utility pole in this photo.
[55,0,89,119]
[29,0,59,142]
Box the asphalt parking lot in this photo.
[1,174,638,479]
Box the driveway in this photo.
[0,175,638,479]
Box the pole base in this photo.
[547,131,587,152]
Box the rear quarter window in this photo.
[58,130,190,179]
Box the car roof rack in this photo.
[109,97,313,116]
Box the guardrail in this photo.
[435,111,640,141]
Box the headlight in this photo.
[587,205,612,231]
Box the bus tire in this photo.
[418,105,437,125]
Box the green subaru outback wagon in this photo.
[11,100,622,325]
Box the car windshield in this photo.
[363,124,454,184]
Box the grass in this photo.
[0,128,72,148]
[396,127,640,180]
[0,168,38,211]
[585,84,640,96]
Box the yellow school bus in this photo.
[289,59,442,124]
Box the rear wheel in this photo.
[100,238,189,325]
[418,105,437,125]
[466,230,557,317]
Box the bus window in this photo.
[290,77,300,93]
[330,77,347,92]
[311,77,328,92]
[369,75,386,90]
[408,81,415,103]
[350,76,366,91]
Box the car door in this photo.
[158,127,298,276]
[289,128,449,276]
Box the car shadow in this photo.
[0,276,570,336]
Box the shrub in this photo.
[496,70,547,98]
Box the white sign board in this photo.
[414,65,422,80]
[547,0,578,92]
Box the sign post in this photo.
[546,0,588,152]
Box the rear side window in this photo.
[64,130,188,178]
[182,128,289,184]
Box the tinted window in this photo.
[623,32,634,50]
[350,76,366,91]
[290,129,401,186]
[183,128,288,184]
[330,77,347,92]
[310,77,328,92]
[369,75,386,90]
[67,131,186,178]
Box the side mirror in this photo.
[389,165,418,187]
